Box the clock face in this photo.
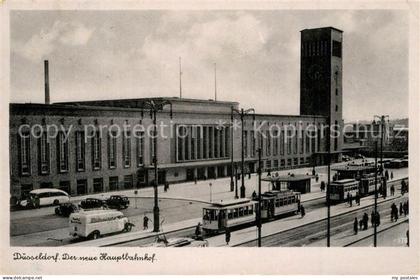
[307,64,323,80]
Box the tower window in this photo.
[335,105,339,112]
[332,41,342,57]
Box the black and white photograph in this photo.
[0,0,419,276]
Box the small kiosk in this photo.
[262,174,312,194]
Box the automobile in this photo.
[342,155,351,162]
[79,198,106,210]
[55,202,79,217]
[19,188,70,208]
[106,195,130,210]
[354,154,365,159]
[69,209,134,240]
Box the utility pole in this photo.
[140,100,172,232]
[179,57,182,98]
[374,115,389,196]
[326,115,331,247]
[257,147,262,247]
[214,63,217,101]
[230,106,235,192]
[374,141,378,247]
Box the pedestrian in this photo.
[359,219,363,231]
[315,174,319,183]
[195,222,202,238]
[164,182,168,192]
[401,180,406,195]
[320,181,325,192]
[354,217,358,235]
[225,228,231,246]
[267,171,271,176]
[390,204,396,222]
[194,177,197,184]
[403,201,408,216]
[385,170,389,181]
[390,172,394,180]
[143,215,150,230]
[399,202,403,216]
[363,213,369,230]
[252,190,257,200]
[371,211,375,227]
[376,211,381,226]
[356,192,360,206]
[347,192,350,205]
[349,194,353,207]
[312,168,316,176]
[166,181,170,191]
[390,185,394,196]
[300,205,305,218]
[248,172,251,179]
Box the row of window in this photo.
[176,125,230,162]
[301,40,342,58]
[243,129,322,158]
[18,131,144,176]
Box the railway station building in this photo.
[9,27,344,199]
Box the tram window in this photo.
[244,206,249,215]
[239,207,244,217]
[291,196,295,203]
[279,199,283,206]
[233,209,238,218]
[249,205,254,214]
[227,209,233,219]
[275,200,280,207]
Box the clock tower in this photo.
[300,27,343,154]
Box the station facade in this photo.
[9,27,344,199]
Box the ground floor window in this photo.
[93,178,104,193]
[293,158,299,165]
[287,158,292,166]
[109,176,119,191]
[59,181,71,195]
[76,179,87,195]
[124,175,133,189]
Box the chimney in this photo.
[44,60,50,104]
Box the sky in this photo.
[10,10,408,122]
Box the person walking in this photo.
[376,211,381,226]
[225,228,231,246]
[356,192,360,206]
[363,213,369,230]
[354,217,358,235]
[143,215,150,230]
[359,219,363,231]
[320,181,325,192]
[385,170,389,181]
[300,205,305,218]
[390,171,394,180]
[347,192,351,206]
[195,222,202,239]
[399,202,403,216]
[349,194,353,207]
[390,204,396,222]
[252,191,257,200]
[315,174,319,183]
[403,201,408,216]
[390,185,394,196]
[371,211,375,227]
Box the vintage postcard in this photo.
[0,0,419,275]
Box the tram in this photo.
[328,179,360,203]
[260,191,301,219]
[202,191,301,233]
[359,174,385,196]
[202,198,255,233]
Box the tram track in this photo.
[235,194,408,247]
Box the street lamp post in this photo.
[374,141,378,247]
[374,115,389,191]
[257,147,262,247]
[231,107,255,198]
[209,182,213,202]
[326,116,331,247]
[230,109,235,192]
[140,100,172,233]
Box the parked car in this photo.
[106,195,130,210]
[55,202,78,217]
[19,188,70,208]
[79,198,106,210]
